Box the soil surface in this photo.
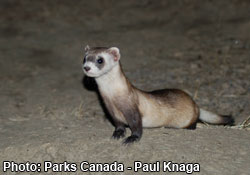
[0,0,249,175]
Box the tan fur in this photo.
[96,63,199,129]
[137,90,199,128]
[96,63,134,124]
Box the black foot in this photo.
[186,122,197,130]
[123,135,140,145]
[112,129,125,140]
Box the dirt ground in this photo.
[0,0,249,174]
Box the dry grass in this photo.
[71,101,85,119]
[193,82,201,101]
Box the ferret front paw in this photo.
[123,135,140,145]
[112,129,125,139]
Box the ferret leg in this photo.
[122,108,142,144]
[112,120,126,139]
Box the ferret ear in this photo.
[85,45,90,52]
[108,47,120,61]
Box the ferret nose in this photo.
[84,66,91,72]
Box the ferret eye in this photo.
[83,56,86,64]
[97,57,104,64]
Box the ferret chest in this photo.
[102,96,129,124]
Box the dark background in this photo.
[0,1,249,174]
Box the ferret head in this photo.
[82,45,121,78]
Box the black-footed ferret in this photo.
[82,45,234,144]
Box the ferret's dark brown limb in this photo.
[119,106,142,144]
[112,120,126,139]
[186,122,197,130]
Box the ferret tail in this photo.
[199,108,234,125]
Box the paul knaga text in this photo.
[3,161,200,173]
